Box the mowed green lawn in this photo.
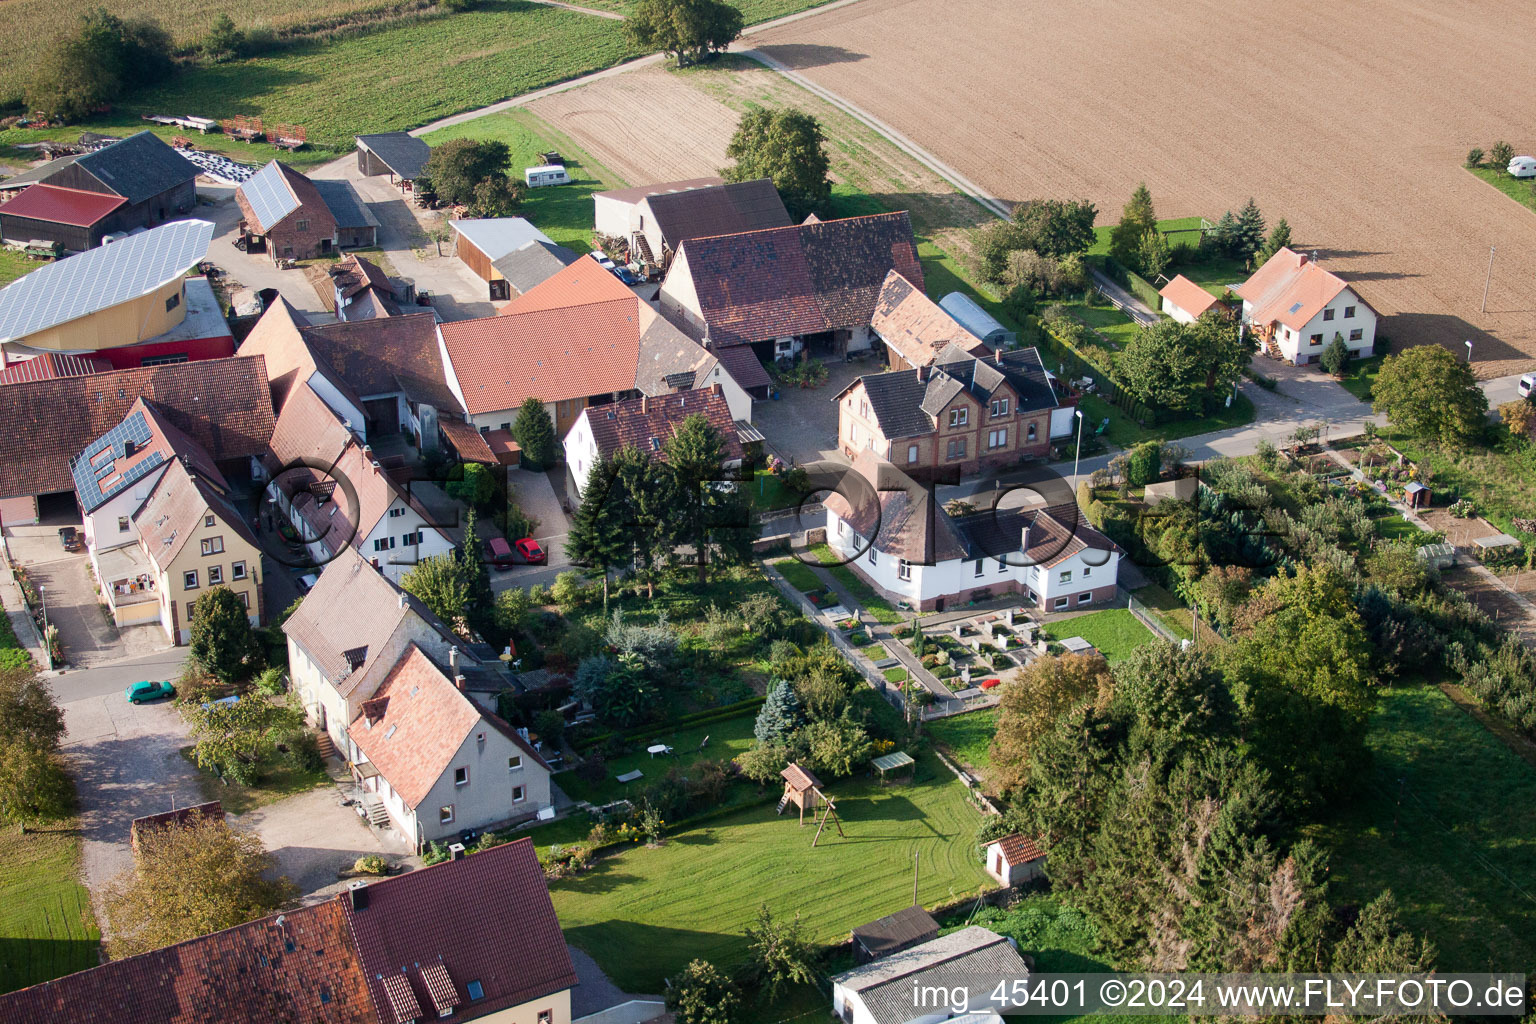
[0,250,43,288]
[0,825,100,994]
[927,707,997,775]
[556,712,760,806]
[1308,684,1536,972]
[422,108,623,253]
[550,752,990,991]
[1051,608,1153,663]
[0,2,637,156]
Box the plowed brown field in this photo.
[750,0,1536,377]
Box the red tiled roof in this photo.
[440,418,497,463]
[381,974,423,1024]
[442,261,642,416]
[666,212,923,347]
[582,388,742,464]
[0,183,125,226]
[1158,274,1222,319]
[870,270,986,367]
[0,355,275,500]
[0,899,375,1024]
[344,838,578,1022]
[712,343,772,391]
[991,832,1045,864]
[135,456,259,567]
[347,645,484,808]
[1233,247,1370,332]
[0,352,114,384]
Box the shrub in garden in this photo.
[1490,141,1515,171]
[1466,147,1485,168]
[1320,336,1352,377]
[353,855,387,875]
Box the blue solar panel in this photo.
[0,220,214,344]
[240,161,301,232]
[68,410,167,513]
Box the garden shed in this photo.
[1474,534,1520,556]
[871,751,915,785]
[939,292,1016,349]
[983,832,1046,886]
[850,905,938,964]
[1404,481,1430,508]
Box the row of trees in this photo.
[567,414,754,599]
[27,8,174,122]
[1110,183,1290,279]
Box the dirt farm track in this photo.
[741,0,1536,377]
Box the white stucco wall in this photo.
[414,724,552,842]
[1256,288,1377,365]
[82,464,168,556]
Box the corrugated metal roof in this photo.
[0,184,126,227]
[240,161,301,232]
[939,291,1011,343]
[450,217,553,262]
[356,132,431,179]
[0,219,213,344]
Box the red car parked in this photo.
[515,538,547,565]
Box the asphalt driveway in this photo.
[23,553,128,669]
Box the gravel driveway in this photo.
[61,693,204,925]
[241,786,406,899]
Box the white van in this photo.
[1508,156,1536,179]
[524,164,571,188]
[1519,373,1535,399]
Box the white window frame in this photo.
[867,546,877,566]
[907,443,918,464]
[232,561,247,580]
[439,805,454,825]
[208,565,224,586]
[183,570,199,590]
[897,559,911,581]
[1059,569,1072,584]
[200,536,224,556]
[513,785,526,803]
[509,755,523,771]
[973,559,984,578]
[454,766,469,787]
[1079,591,1094,604]
[1054,597,1069,611]
[948,407,968,427]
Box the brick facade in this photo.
[839,379,1052,477]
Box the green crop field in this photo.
[0,825,100,994]
[0,0,418,104]
[0,2,637,160]
[1308,684,1536,972]
[549,751,989,991]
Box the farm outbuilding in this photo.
[983,832,1046,886]
[0,184,127,251]
[1158,274,1224,324]
[355,132,431,186]
[939,292,1016,349]
[1403,481,1430,508]
[850,905,938,964]
[450,218,559,300]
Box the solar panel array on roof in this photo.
[0,219,214,344]
[68,409,164,512]
[240,161,302,232]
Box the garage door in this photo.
[364,398,399,434]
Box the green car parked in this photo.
[124,680,175,704]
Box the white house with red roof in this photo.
[1233,247,1378,365]
[1157,274,1226,325]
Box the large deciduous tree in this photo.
[724,108,830,220]
[401,553,472,637]
[664,414,753,583]
[990,652,1115,793]
[28,8,174,121]
[977,198,1098,282]
[188,586,259,683]
[626,0,743,66]
[103,816,296,958]
[421,138,512,207]
[1114,311,1252,415]
[743,904,817,1000]
[1371,344,1488,448]
[181,691,304,786]
[0,665,73,830]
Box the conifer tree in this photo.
[754,680,805,744]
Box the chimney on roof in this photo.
[455,674,468,693]
[348,879,369,911]
[449,646,459,670]
[641,395,649,414]
[448,842,467,861]
[916,364,929,383]
[1311,250,1319,265]
[398,592,407,609]
[1021,519,1032,554]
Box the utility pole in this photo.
[1482,246,1495,314]
[913,850,920,907]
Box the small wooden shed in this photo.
[983,832,1046,886]
[850,905,938,964]
[1404,481,1430,508]
[778,763,824,824]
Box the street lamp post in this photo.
[1072,409,1085,490]
[1465,339,1473,364]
